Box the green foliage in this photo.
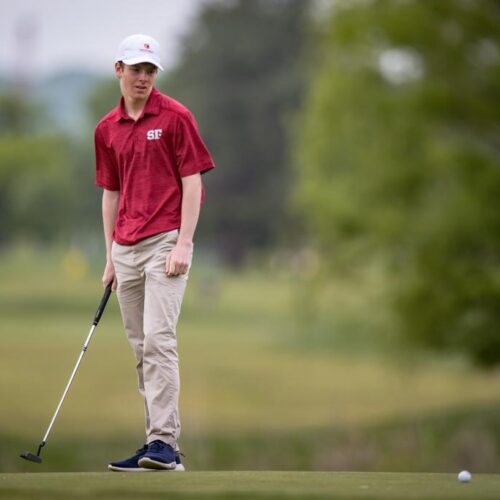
[0,92,37,134]
[0,91,73,243]
[294,0,500,365]
[86,78,121,129]
[161,0,311,263]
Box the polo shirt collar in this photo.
[115,87,161,122]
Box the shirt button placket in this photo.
[131,121,137,156]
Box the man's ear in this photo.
[114,62,123,79]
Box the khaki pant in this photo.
[111,230,190,448]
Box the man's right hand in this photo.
[102,260,117,291]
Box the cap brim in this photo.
[119,56,163,71]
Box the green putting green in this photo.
[1,472,499,500]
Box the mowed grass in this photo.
[1,245,500,472]
[2,472,500,500]
[2,247,499,435]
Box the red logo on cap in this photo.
[144,43,150,49]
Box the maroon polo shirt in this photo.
[94,88,215,245]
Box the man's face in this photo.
[115,62,158,101]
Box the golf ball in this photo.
[458,470,471,483]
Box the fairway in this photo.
[2,248,500,472]
[1,472,499,500]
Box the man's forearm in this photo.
[178,174,202,245]
[102,189,120,259]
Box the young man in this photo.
[94,34,215,472]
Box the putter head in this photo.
[20,452,42,464]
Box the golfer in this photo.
[95,34,215,471]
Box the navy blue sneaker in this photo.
[138,440,177,470]
[108,444,185,472]
[108,444,149,472]
[174,452,185,472]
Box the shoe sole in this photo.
[107,465,155,472]
[138,457,177,470]
[108,464,184,472]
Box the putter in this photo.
[20,283,113,464]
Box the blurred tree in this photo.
[86,78,121,129]
[0,92,35,134]
[0,92,73,244]
[161,0,311,264]
[0,135,72,244]
[294,0,500,365]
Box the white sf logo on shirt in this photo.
[147,129,162,140]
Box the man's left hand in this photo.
[166,240,193,276]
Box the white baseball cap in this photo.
[115,34,164,71]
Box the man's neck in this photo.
[124,95,148,121]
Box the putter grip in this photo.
[94,283,112,325]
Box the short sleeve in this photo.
[174,114,215,177]
[94,126,120,190]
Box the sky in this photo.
[0,0,208,80]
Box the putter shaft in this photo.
[41,324,97,443]
[20,284,112,463]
